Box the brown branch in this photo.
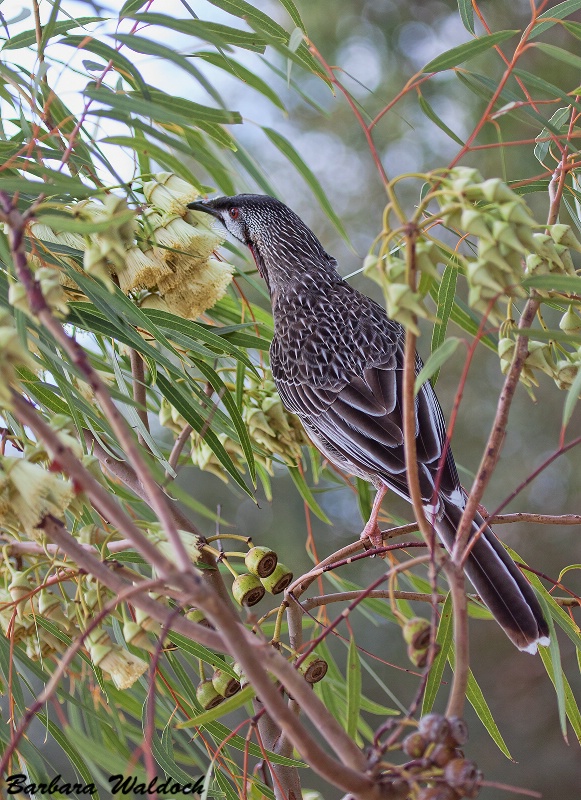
[129,348,150,447]
[488,513,581,526]
[167,422,193,476]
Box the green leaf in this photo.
[457,0,475,34]
[355,477,372,522]
[422,593,453,715]
[539,647,581,744]
[536,592,567,740]
[195,51,285,110]
[422,31,518,73]
[84,84,241,130]
[36,714,100,797]
[346,635,362,739]
[530,0,581,38]
[534,107,571,164]
[451,663,513,759]
[523,274,581,294]
[157,374,251,496]
[415,337,460,395]
[178,685,255,728]
[418,93,464,146]
[167,632,238,676]
[194,358,256,484]
[59,35,148,93]
[36,208,135,235]
[563,362,581,429]
[287,465,331,523]
[535,42,581,72]
[123,13,266,52]
[431,264,458,385]
[2,16,101,50]
[263,127,350,243]
[100,135,204,188]
[279,0,306,32]
[0,173,94,199]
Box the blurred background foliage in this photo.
[1,0,581,798]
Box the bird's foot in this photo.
[360,521,384,551]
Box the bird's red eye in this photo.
[229,207,240,220]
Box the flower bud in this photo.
[559,306,581,334]
[260,563,293,594]
[548,223,581,253]
[245,546,278,578]
[232,573,265,606]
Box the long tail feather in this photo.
[434,491,549,653]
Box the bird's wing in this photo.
[272,322,459,505]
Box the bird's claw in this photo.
[360,522,384,554]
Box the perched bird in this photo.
[188,194,549,653]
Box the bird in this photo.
[188,193,550,654]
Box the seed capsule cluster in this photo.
[231,546,293,607]
[401,714,481,799]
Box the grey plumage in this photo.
[188,194,550,653]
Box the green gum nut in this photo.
[212,668,241,698]
[196,679,223,710]
[298,653,328,684]
[402,617,431,650]
[260,563,293,595]
[245,546,278,578]
[232,573,265,607]
[186,608,212,627]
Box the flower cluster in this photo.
[363,249,432,335]
[26,173,235,320]
[0,455,73,534]
[498,304,581,395]
[0,311,36,406]
[436,168,581,325]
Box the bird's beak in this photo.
[187,200,222,220]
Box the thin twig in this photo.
[129,348,150,447]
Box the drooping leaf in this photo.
[530,0,581,39]
[2,16,101,49]
[457,0,475,34]
[287,465,331,523]
[422,31,518,74]
[418,93,464,146]
[346,635,362,739]
[422,593,453,715]
[415,338,460,395]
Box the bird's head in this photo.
[187,194,338,294]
